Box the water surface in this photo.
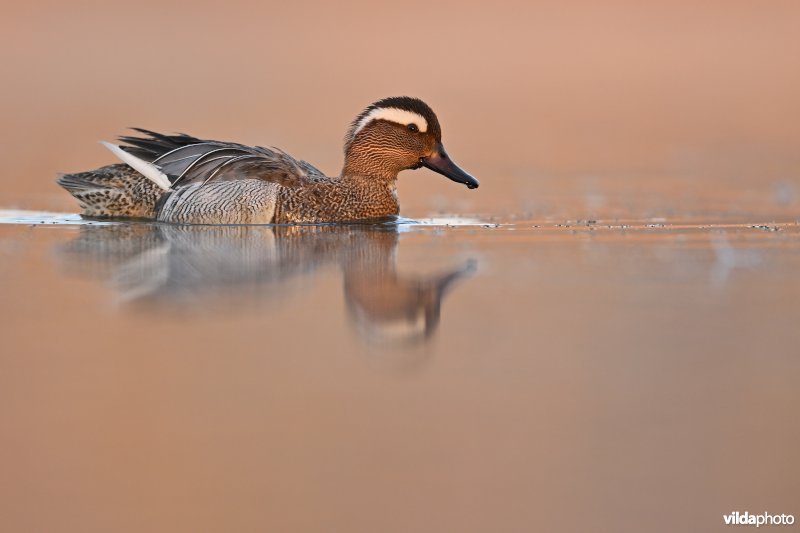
[1,207,798,533]
[3,1,800,530]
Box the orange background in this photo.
[1,0,798,216]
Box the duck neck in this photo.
[337,152,398,213]
[336,172,400,220]
[342,146,403,182]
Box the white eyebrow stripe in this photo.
[353,107,428,137]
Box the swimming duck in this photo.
[57,96,479,224]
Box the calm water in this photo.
[3,0,800,530]
[1,207,798,532]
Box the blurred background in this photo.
[1,2,799,533]
[1,0,799,217]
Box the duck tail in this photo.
[57,163,164,219]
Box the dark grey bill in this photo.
[421,143,479,189]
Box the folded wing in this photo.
[113,128,326,189]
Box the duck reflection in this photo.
[58,223,475,346]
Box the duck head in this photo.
[343,96,479,189]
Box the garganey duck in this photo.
[58,96,479,224]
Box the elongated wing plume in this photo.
[100,141,172,191]
[114,130,326,189]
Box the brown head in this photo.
[342,96,479,189]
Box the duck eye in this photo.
[407,123,419,133]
